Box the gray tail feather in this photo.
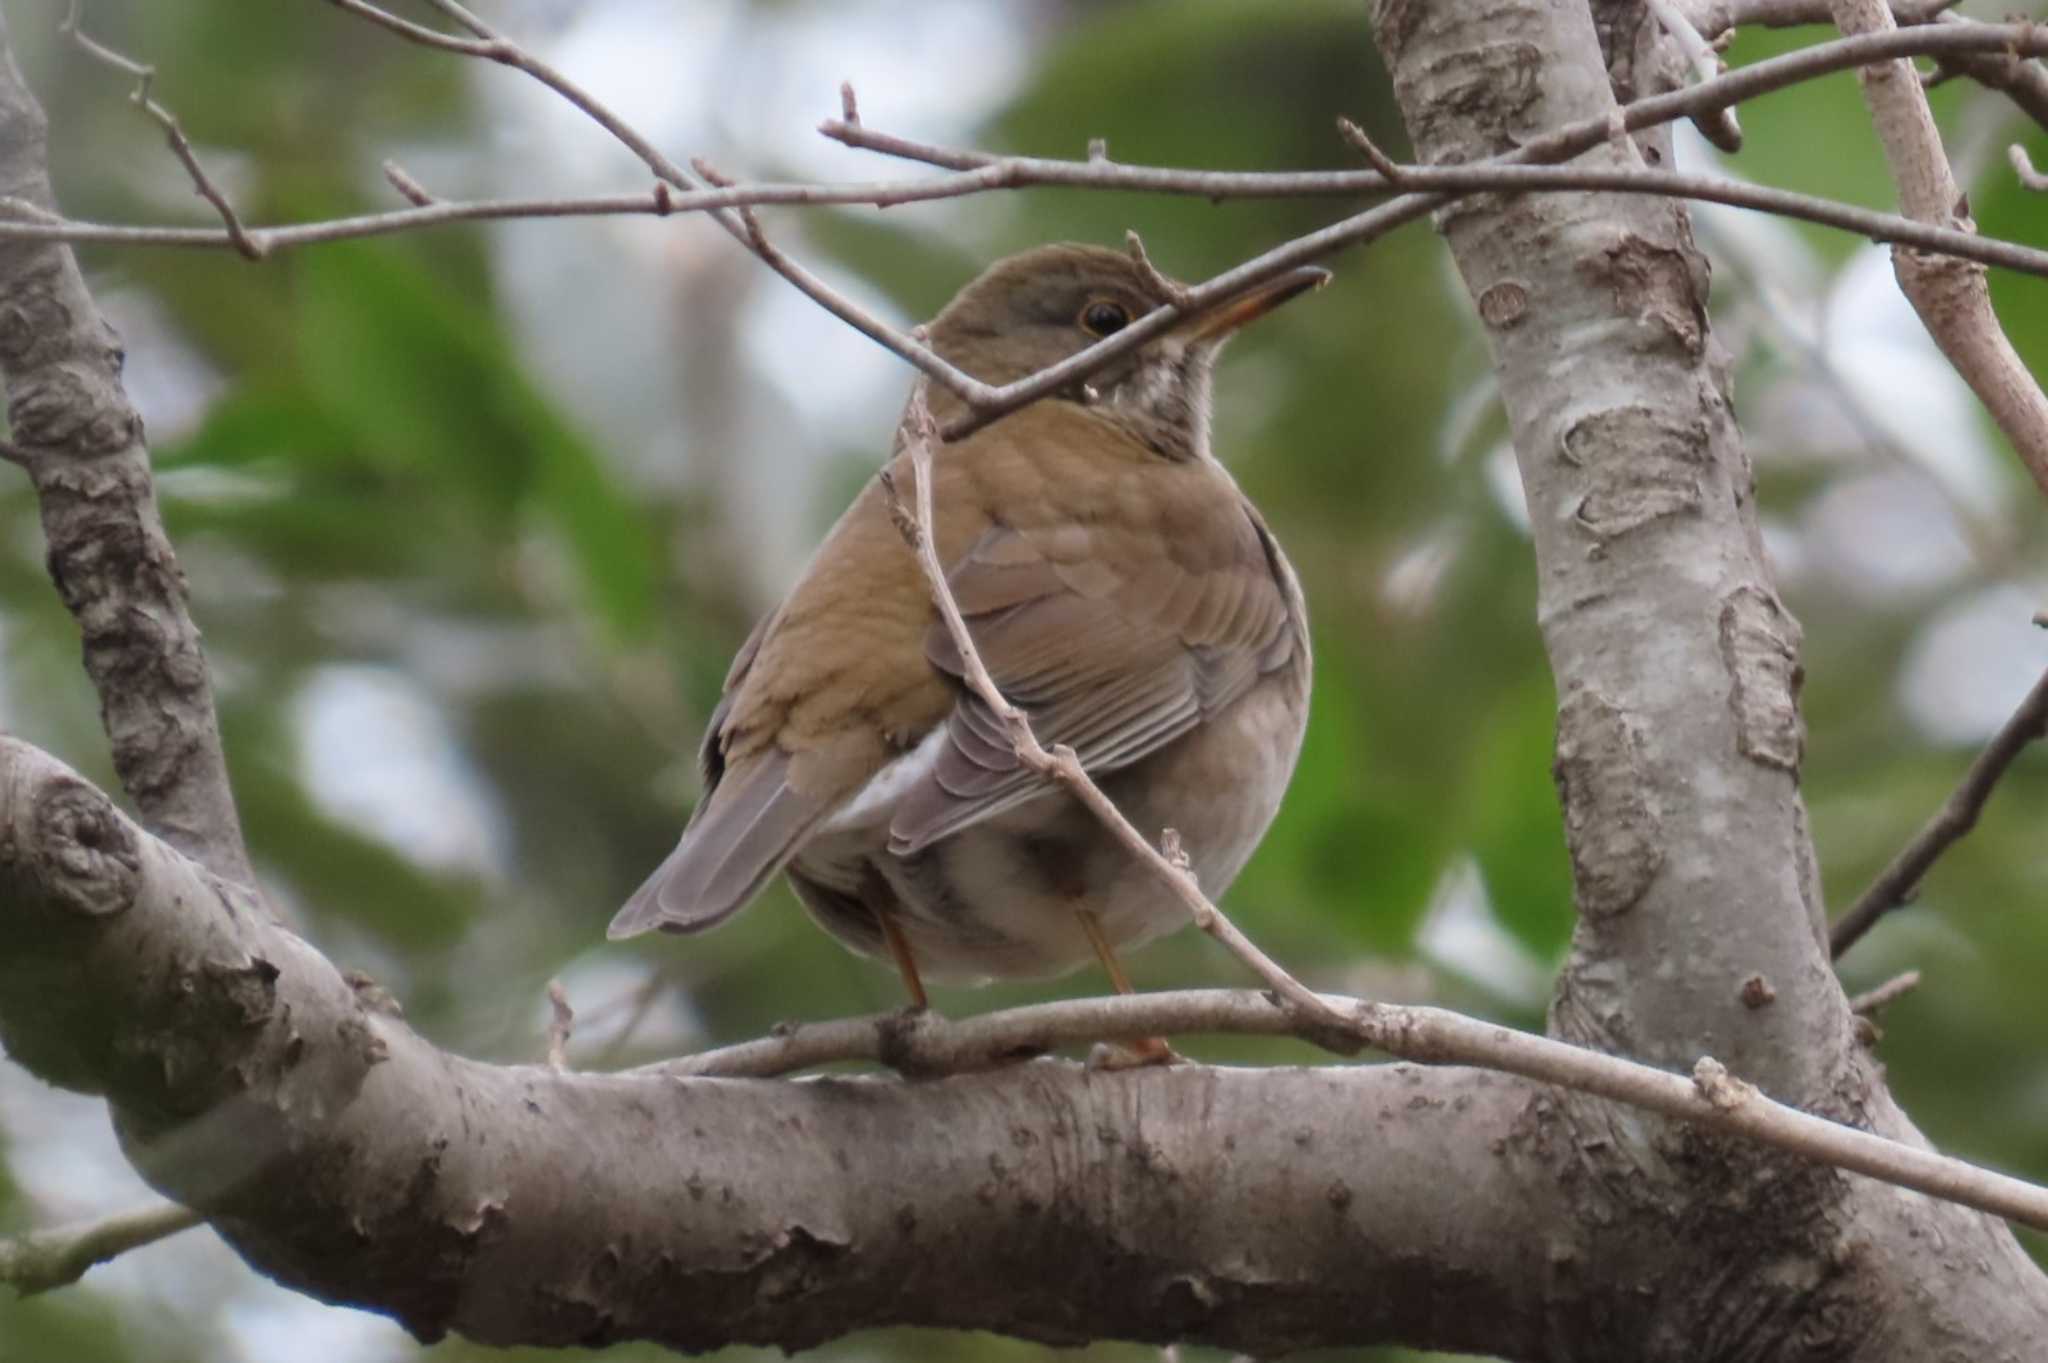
[607,753,821,940]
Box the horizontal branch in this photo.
[0,734,1559,1356]
[17,146,2048,284]
[227,12,2048,439]
[8,731,2048,1244]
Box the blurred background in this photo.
[2,1,2047,1360]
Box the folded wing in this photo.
[888,502,1297,856]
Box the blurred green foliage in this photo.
[3,1,2048,1360]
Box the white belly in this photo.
[790,666,1308,982]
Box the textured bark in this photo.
[0,737,1560,1356]
[2,2,2047,1358]
[1374,0,2048,1358]
[0,12,253,887]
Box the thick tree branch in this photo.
[1375,1,2048,1355]
[0,12,253,887]
[7,728,2048,1350]
[0,735,1570,1358]
[1831,664,2048,957]
[1828,0,2048,497]
[1378,0,1845,1098]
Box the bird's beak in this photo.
[1182,265,1332,342]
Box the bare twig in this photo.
[2012,143,2048,191]
[1694,2,2048,130]
[1926,12,2048,136]
[886,385,1360,1047]
[1849,969,1923,1014]
[327,5,2048,439]
[1829,0,2048,497]
[12,157,2048,284]
[1832,666,2048,958]
[0,1201,202,1295]
[1123,229,1191,307]
[60,0,260,258]
[381,159,436,206]
[320,0,997,417]
[320,0,501,55]
[1646,0,1745,150]
[1682,0,1958,35]
[545,980,574,1071]
[1335,115,1406,181]
[646,984,2048,1235]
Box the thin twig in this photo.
[10,153,2047,289]
[1828,0,2048,498]
[1832,666,2048,957]
[0,1201,202,1295]
[320,0,997,415]
[643,985,2048,1235]
[887,383,1366,1050]
[1334,115,1405,181]
[327,5,2048,438]
[2012,143,2048,191]
[11,156,2048,285]
[1849,969,1923,1014]
[60,0,261,258]
[1123,229,1190,308]
[381,159,436,206]
[1646,0,1745,150]
[321,0,499,55]
[1693,2,2048,131]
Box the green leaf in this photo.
[289,242,658,642]
[1468,676,1576,960]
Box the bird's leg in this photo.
[877,908,929,1012]
[859,873,929,1011]
[1075,908,1176,1066]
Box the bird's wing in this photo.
[608,746,825,938]
[609,474,947,940]
[607,610,832,939]
[888,497,1299,856]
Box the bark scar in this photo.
[1560,404,1707,544]
[1552,689,1662,918]
[1719,585,1805,773]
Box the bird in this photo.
[609,242,1321,1013]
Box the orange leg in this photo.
[1076,909,1136,994]
[876,905,929,1012]
[1076,909,1174,1065]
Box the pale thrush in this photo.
[610,243,1321,1007]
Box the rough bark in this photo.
[0,737,1562,1355]
[0,12,253,887]
[1,1,2046,1358]
[1373,0,2048,1357]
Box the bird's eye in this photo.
[1079,300,1131,337]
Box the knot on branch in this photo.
[32,776,141,918]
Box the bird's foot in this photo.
[1086,1035,1182,1070]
